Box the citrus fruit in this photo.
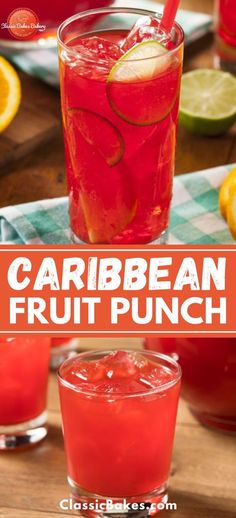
[179,69,236,136]
[0,56,21,133]
[68,108,124,166]
[219,166,236,220]
[226,181,236,240]
[67,113,136,243]
[107,40,178,126]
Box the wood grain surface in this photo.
[0,339,236,518]
[0,72,60,172]
[0,0,235,208]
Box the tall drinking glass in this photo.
[58,350,181,516]
[0,337,50,450]
[215,0,236,73]
[58,8,184,244]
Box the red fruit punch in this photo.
[145,337,236,433]
[0,338,50,426]
[217,0,236,48]
[58,350,181,497]
[59,12,184,244]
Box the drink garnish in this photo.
[107,41,174,126]
[68,108,125,166]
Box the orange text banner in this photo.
[0,245,235,336]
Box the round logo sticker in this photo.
[7,8,39,40]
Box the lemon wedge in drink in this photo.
[180,69,236,136]
[0,56,21,133]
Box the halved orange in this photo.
[0,56,21,133]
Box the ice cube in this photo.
[95,382,124,394]
[62,36,123,78]
[72,359,106,383]
[78,36,123,62]
[102,351,137,378]
[138,366,173,390]
[121,16,171,52]
[132,353,149,370]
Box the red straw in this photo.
[159,0,181,33]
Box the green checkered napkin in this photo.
[1,1,212,87]
[0,165,234,245]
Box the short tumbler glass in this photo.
[0,337,50,450]
[58,350,181,517]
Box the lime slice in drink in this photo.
[67,111,136,243]
[68,108,124,166]
[79,190,136,244]
[107,40,177,126]
[109,40,170,82]
[179,69,236,136]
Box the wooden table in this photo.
[0,338,236,518]
[0,0,235,209]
